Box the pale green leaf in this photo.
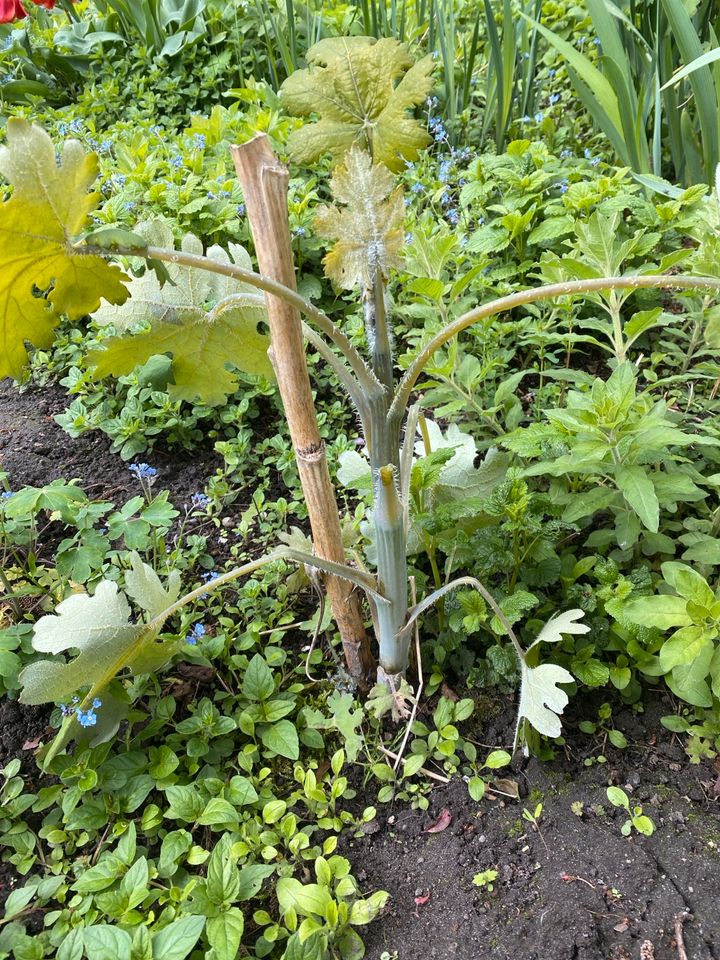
[518,662,574,738]
[659,625,714,672]
[87,222,271,405]
[0,119,129,379]
[622,594,692,629]
[527,609,589,652]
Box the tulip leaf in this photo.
[0,119,129,379]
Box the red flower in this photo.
[34,0,56,6]
[0,0,27,21]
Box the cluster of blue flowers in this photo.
[428,116,448,142]
[170,155,183,169]
[57,119,83,136]
[1,491,12,501]
[192,133,206,150]
[191,492,211,510]
[186,623,206,645]
[60,697,102,727]
[129,462,157,481]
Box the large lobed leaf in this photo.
[0,119,129,379]
[87,220,272,406]
[281,37,433,172]
[315,147,405,290]
[19,555,181,707]
[19,555,182,762]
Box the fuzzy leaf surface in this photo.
[315,147,404,290]
[19,556,179,715]
[527,608,589,652]
[0,119,129,378]
[518,662,574,738]
[87,222,271,405]
[281,37,433,171]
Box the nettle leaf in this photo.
[281,37,433,171]
[0,119,129,379]
[315,147,405,290]
[87,221,272,406]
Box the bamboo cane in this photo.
[231,133,375,685]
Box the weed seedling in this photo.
[606,786,655,836]
[472,868,499,892]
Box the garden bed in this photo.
[2,374,719,960]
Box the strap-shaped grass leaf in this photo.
[87,220,272,406]
[315,147,405,290]
[280,37,433,171]
[19,555,181,707]
[0,119,129,379]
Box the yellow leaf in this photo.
[0,119,129,379]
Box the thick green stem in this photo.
[373,465,409,676]
[365,271,394,393]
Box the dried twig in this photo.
[378,745,450,784]
[674,911,690,960]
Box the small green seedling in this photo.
[522,801,548,852]
[472,869,499,892]
[606,786,655,836]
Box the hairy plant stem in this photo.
[388,274,720,431]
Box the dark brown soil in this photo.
[346,698,720,960]
[0,697,52,771]
[0,378,221,506]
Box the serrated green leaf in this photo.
[87,222,271,406]
[615,465,659,532]
[315,146,404,290]
[0,119,129,379]
[281,37,433,171]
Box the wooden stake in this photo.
[231,134,375,685]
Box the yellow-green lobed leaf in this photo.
[280,37,433,172]
[0,119,129,379]
[315,146,405,290]
[87,220,272,406]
